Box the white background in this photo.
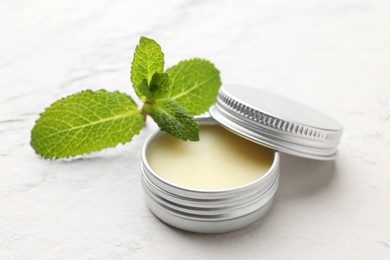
[1,0,389,259]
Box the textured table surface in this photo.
[1,0,389,259]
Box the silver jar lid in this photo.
[209,84,343,160]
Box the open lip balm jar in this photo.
[141,84,343,233]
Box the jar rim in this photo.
[141,121,280,194]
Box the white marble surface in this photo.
[1,0,389,259]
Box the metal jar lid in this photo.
[209,84,343,160]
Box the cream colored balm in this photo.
[147,125,274,190]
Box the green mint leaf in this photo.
[150,72,169,93]
[131,37,164,100]
[31,90,144,159]
[144,99,199,141]
[137,79,154,102]
[154,58,221,116]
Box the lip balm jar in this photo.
[141,84,343,233]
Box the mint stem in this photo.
[141,105,148,124]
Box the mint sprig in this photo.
[31,36,221,159]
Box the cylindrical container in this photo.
[141,118,280,233]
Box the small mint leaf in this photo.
[150,72,169,93]
[131,36,164,100]
[137,79,154,102]
[31,90,144,159]
[154,58,221,116]
[144,99,199,141]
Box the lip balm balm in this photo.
[147,125,274,190]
